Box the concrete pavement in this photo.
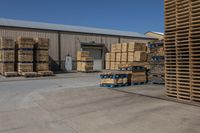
[0,73,199,133]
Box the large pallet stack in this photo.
[16,37,36,76]
[105,42,147,70]
[0,37,17,77]
[34,38,53,76]
[77,51,94,72]
[165,0,200,103]
[148,41,165,84]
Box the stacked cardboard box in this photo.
[77,51,93,72]
[16,37,35,76]
[105,42,147,70]
[0,37,17,76]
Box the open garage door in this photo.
[81,42,105,70]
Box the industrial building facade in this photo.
[0,18,155,71]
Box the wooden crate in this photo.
[105,61,110,70]
[115,61,121,70]
[34,38,49,50]
[111,44,116,53]
[79,57,93,62]
[17,37,35,49]
[36,50,49,62]
[4,72,18,77]
[116,53,121,62]
[0,50,15,62]
[100,78,117,85]
[110,62,115,70]
[122,43,128,52]
[128,52,134,62]
[18,63,33,74]
[36,63,49,71]
[131,71,147,83]
[120,61,127,65]
[0,63,15,74]
[134,51,147,62]
[77,61,93,72]
[77,51,90,61]
[121,53,128,62]
[115,43,122,53]
[22,72,38,78]
[105,53,111,62]
[110,53,116,62]
[128,42,147,52]
[18,50,33,62]
[0,37,15,49]
[38,71,54,76]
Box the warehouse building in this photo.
[145,31,164,40]
[0,18,155,71]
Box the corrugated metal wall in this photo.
[0,27,153,71]
[60,32,119,60]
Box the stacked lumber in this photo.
[148,41,165,84]
[16,37,35,76]
[34,38,53,76]
[77,51,94,72]
[99,72,130,88]
[165,0,200,103]
[0,37,17,76]
[105,42,147,70]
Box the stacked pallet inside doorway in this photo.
[165,0,200,103]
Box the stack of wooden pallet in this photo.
[119,65,148,85]
[99,72,130,88]
[16,37,37,77]
[105,42,147,70]
[34,38,53,76]
[148,41,165,84]
[77,51,94,72]
[165,0,200,103]
[0,37,17,77]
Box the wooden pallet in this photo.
[3,72,18,77]
[21,72,38,78]
[37,71,54,76]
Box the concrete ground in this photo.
[0,73,199,133]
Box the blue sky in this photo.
[0,0,164,34]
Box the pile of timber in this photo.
[165,0,200,103]
[105,42,147,70]
[77,51,94,72]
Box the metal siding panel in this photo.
[120,37,151,44]
[60,33,76,60]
